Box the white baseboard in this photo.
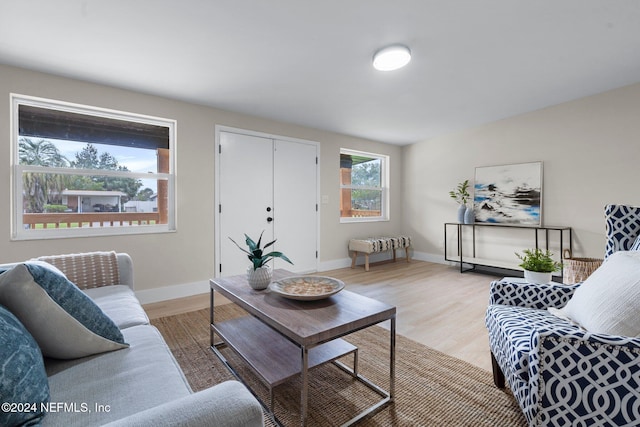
[318,250,403,271]
[318,258,352,271]
[135,280,209,304]
[318,250,449,272]
[412,250,448,264]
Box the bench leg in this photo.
[392,248,397,262]
[405,247,411,263]
[351,250,373,271]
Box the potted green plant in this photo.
[229,231,293,290]
[515,248,562,284]
[449,179,470,223]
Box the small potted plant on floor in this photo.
[449,179,471,223]
[229,231,293,290]
[515,248,562,284]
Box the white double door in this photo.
[216,129,318,277]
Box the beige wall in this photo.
[403,82,640,264]
[6,62,636,298]
[0,64,404,300]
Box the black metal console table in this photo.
[444,222,572,278]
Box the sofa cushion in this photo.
[0,263,128,359]
[44,325,192,427]
[550,251,640,336]
[84,285,149,329]
[101,381,264,427]
[0,304,50,427]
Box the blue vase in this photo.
[457,205,466,223]
[464,206,475,224]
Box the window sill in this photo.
[11,225,176,241]
[340,217,389,224]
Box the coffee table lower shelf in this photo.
[211,315,359,417]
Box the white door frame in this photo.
[214,125,320,277]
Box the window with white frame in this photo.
[11,94,176,240]
[339,148,389,222]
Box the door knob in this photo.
[266,207,272,212]
[267,217,273,222]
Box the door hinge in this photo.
[316,204,318,211]
[219,144,221,154]
[219,264,222,273]
[219,204,222,213]
[316,156,318,164]
[316,251,318,258]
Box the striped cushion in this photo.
[349,236,411,254]
[392,236,412,249]
[36,251,120,290]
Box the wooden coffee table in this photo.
[210,269,396,426]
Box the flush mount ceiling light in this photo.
[372,44,411,71]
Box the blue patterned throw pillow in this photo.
[0,304,50,427]
[0,263,128,359]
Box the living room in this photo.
[2,2,640,426]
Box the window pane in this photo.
[351,158,381,187]
[19,105,169,150]
[18,138,160,173]
[22,172,167,221]
[350,189,382,217]
[21,170,148,212]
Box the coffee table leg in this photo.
[209,289,215,347]
[390,315,396,400]
[269,387,274,413]
[354,349,359,376]
[301,346,309,426]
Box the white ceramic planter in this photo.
[246,264,273,290]
[524,270,552,285]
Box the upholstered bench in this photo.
[349,236,411,271]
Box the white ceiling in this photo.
[1,1,640,145]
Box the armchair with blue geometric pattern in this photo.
[485,204,640,426]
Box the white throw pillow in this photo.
[550,251,640,336]
[631,235,640,251]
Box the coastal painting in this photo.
[473,162,542,225]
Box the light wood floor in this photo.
[143,260,502,372]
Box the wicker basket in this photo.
[562,250,603,285]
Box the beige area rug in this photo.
[151,305,527,426]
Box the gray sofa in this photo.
[0,252,263,427]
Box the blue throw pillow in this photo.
[0,304,50,427]
[0,263,128,359]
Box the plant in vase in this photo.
[229,231,293,290]
[449,179,471,223]
[515,248,562,284]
